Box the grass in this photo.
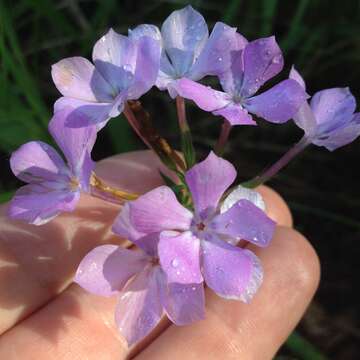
[1,0,360,357]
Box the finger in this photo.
[257,185,293,227]
[134,226,320,360]
[0,150,165,334]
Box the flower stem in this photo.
[242,136,310,188]
[215,120,232,156]
[90,173,139,204]
[124,100,186,172]
[123,102,151,148]
[176,96,196,168]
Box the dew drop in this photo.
[123,64,132,72]
[272,55,282,64]
[171,258,179,268]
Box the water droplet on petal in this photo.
[272,55,282,64]
[171,258,179,268]
[123,64,132,72]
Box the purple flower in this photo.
[129,5,246,97]
[172,36,308,126]
[8,108,97,225]
[52,29,160,128]
[114,152,275,302]
[74,241,205,346]
[290,66,360,150]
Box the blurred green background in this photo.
[1,0,360,358]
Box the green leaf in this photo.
[0,191,14,203]
[286,331,328,360]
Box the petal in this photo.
[289,65,306,90]
[129,24,177,91]
[158,231,203,284]
[128,36,161,99]
[210,199,276,247]
[220,185,266,213]
[10,141,68,183]
[201,234,263,301]
[51,57,114,102]
[49,107,97,179]
[185,152,236,216]
[245,79,308,123]
[218,49,245,95]
[313,112,360,151]
[212,104,256,126]
[54,97,112,130]
[129,24,162,42]
[112,202,160,257]
[310,87,356,133]
[108,91,127,118]
[241,36,284,97]
[158,270,205,325]
[115,266,163,346]
[174,78,231,111]
[190,22,247,80]
[74,245,148,297]
[161,5,208,76]
[115,186,193,236]
[292,101,318,137]
[92,29,137,92]
[8,184,79,225]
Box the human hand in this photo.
[0,151,320,359]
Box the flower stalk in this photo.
[125,100,186,172]
[215,120,232,156]
[242,136,310,188]
[176,96,196,168]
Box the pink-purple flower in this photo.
[290,66,360,150]
[173,36,308,126]
[8,108,97,225]
[114,152,275,301]
[52,29,160,128]
[74,152,274,345]
[129,5,246,97]
[74,241,205,346]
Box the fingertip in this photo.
[271,226,321,298]
[257,185,293,227]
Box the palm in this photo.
[0,152,319,359]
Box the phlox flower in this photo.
[173,36,308,126]
[129,5,246,97]
[8,108,97,225]
[75,241,205,346]
[290,66,360,150]
[52,29,160,128]
[114,152,275,303]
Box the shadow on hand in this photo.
[0,194,125,342]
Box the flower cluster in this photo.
[7,5,360,346]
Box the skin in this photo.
[0,151,320,359]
